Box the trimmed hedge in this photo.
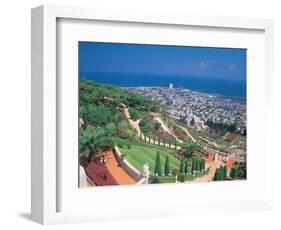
[151,176,176,184]
[177,173,194,182]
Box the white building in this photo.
[169,82,173,89]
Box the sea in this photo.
[80,72,246,100]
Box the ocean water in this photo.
[80,72,246,100]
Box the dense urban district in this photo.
[79,80,247,187]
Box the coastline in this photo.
[123,85,246,102]
[80,72,246,101]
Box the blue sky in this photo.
[79,42,246,81]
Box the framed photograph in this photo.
[31,5,274,225]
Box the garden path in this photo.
[122,106,181,150]
[105,150,136,185]
[123,107,143,136]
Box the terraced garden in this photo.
[79,80,245,187]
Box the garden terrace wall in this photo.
[136,177,147,185]
[113,146,142,181]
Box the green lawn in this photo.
[119,144,180,176]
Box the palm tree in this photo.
[80,129,113,163]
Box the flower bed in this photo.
[85,161,117,186]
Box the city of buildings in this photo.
[125,83,246,133]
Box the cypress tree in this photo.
[218,166,224,180]
[230,167,238,179]
[155,152,162,176]
[214,167,226,181]
[180,158,185,173]
[164,156,170,176]
[201,159,205,171]
[214,169,219,181]
[191,158,196,173]
[223,166,227,180]
[196,158,201,171]
[184,161,188,174]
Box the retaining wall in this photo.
[113,146,142,182]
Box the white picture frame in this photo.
[31,5,274,225]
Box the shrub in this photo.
[177,174,185,182]
[172,168,180,177]
[117,142,124,148]
[230,163,246,179]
